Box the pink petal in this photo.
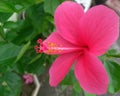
[49,52,77,87]
[75,52,109,94]
[79,5,119,56]
[43,32,79,54]
[54,1,84,44]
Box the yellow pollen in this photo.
[46,42,63,53]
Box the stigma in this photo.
[34,39,63,54]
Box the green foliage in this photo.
[0,0,35,13]
[14,41,31,63]
[0,0,119,96]
[0,0,55,95]
[104,60,120,94]
[44,0,60,15]
[0,12,12,23]
[0,43,21,73]
[60,69,76,85]
[105,49,120,58]
[0,72,22,96]
[84,92,96,96]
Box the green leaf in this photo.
[0,12,12,23]
[107,49,117,54]
[26,3,52,34]
[104,60,120,93]
[106,49,120,58]
[0,26,6,42]
[73,81,82,93]
[73,89,84,96]
[0,0,35,13]
[44,0,60,15]
[107,54,120,58]
[73,82,95,96]
[14,41,31,63]
[84,92,96,96]
[0,43,21,64]
[26,54,46,75]
[11,19,34,44]
[61,85,67,91]
[3,21,18,29]
[0,43,21,72]
[0,72,22,96]
[28,54,42,64]
[35,0,43,4]
[6,30,18,41]
[0,1,15,13]
[60,69,75,85]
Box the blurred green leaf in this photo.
[106,49,120,58]
[0,0,35,13]
[0,1,15,13]
[107,49,117,54]
[0,12,12,23]
[6,30,18,42]
[11,19,34,44]
[3,21,18,29]
[73,89,84,96]
[73,81,82,93]
[14,41,31,63]
[44,0,60,15]
[84,92,96,96]
[0,26,6,42]
[0,43,21,61]
[0,72,22,96]
[104,60,120,93]
[26,3,53,34]
[35,0,43,4]
[29,54,42,64]
[27,54,46,75]
[60,69,75,85]
[0,43,21,71]
[61,85,67,91]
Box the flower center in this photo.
[78,45,89,56]
[35,39,89,55]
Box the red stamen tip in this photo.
[37,39,42,44]
[34,45,39,49]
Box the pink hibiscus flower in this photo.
[35,1,119,94]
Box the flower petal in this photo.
[74,52,109,94]
[54,1,84,44]
[79,5,119,56]
[49,52,77,87]
[43,32,79,54]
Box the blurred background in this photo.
[0,0,120,96]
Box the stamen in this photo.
[35,38,44,53]
[37,39,42,44]
[35,40,85,54]
[34,45,39,49]
[43,42,83,54]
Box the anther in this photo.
[34,45,39,49]
[37,39,42,44]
